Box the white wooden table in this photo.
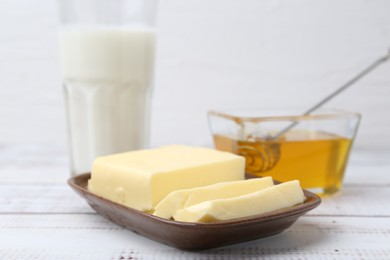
[1,144,389,259]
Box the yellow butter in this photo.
[173,180,305,223]
[153,177,274,219]
[88,145,245,211]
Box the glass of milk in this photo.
[58,0,157,175]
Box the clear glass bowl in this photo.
[208,109,361,196]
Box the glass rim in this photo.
[208,108,361,123]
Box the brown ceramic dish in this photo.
[68,173,321,250]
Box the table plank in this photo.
[1,144,390,185]
[0,215,389,259]
[1,184,390,217]
[310,186,390,217]
[0,184,93,214]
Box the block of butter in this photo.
[173,180,305,223]
[88,145,245,211]
[153,177,274,219]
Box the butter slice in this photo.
[173,180,305,223]
[153,177,274,219]
[88,145,245,211]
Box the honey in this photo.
[213,131,353,195]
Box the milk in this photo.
[60,27,156,174]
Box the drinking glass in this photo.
[58,0,157,175]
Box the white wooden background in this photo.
[1,0,390,259]
[0,0,390,151]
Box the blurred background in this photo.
[1,0,389,175]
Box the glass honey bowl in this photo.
[208,109,361,196]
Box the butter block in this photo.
[88,145,245,211]
[173,180,305,223]
[153,177,274,219]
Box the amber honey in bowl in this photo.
[213,130,353,196]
